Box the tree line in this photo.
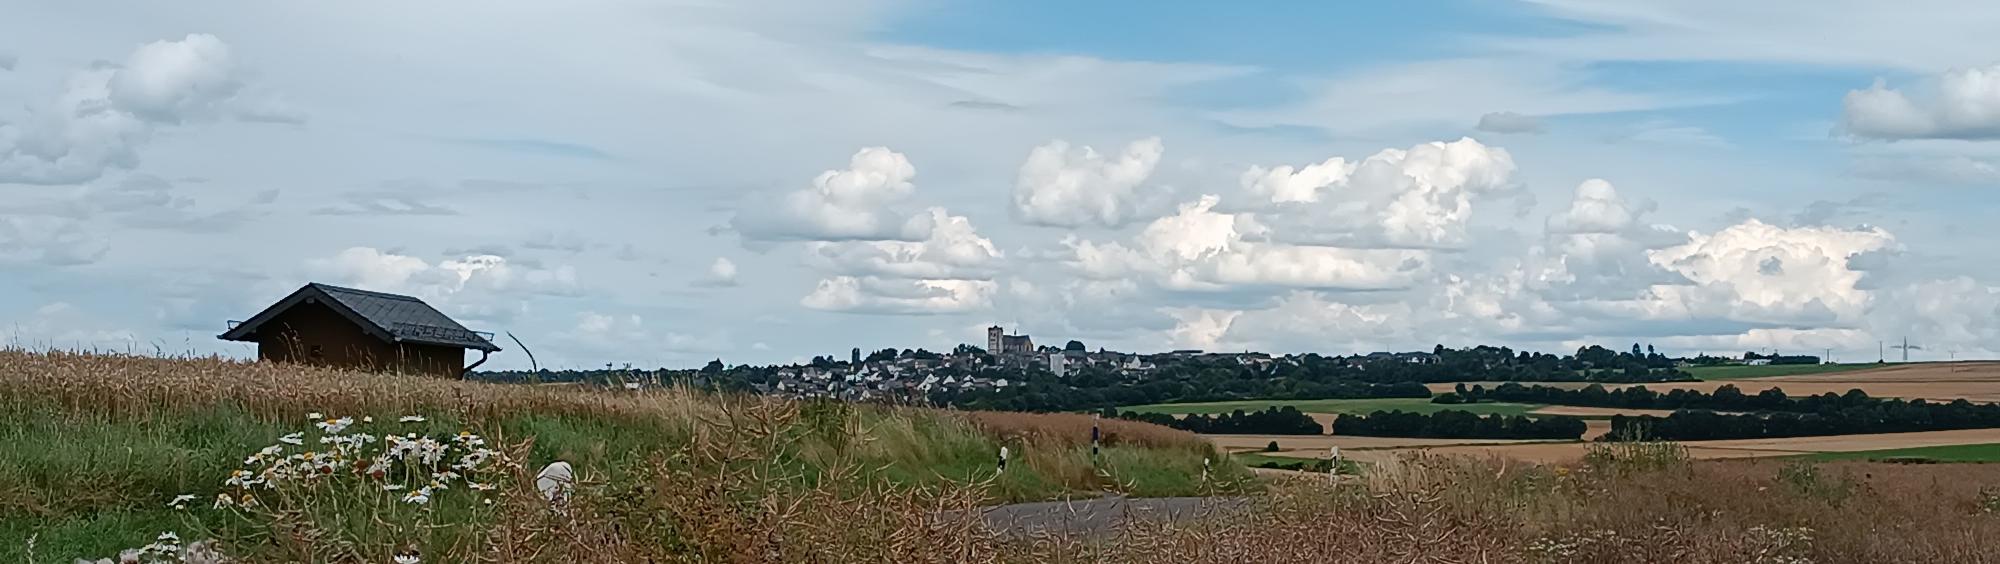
[1433,382,2000,441]
[1331,410,1587,440]
[1607,398,2000,441]
[1108,406,1324,435]
[951,376,1428,413]
[1439,382,1882,413]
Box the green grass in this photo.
[1804,443,2000,463]
[1685,363,1885,381]
[1122,397,1542,417]
[0,397,1229,563]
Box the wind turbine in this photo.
[1890,337,1923,363]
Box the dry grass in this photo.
[0,349,719,428]
[960,410,1208,451]
[0,350,1232,562]
[1024,453,2000,563]
[12,350,2000,562]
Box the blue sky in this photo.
[3,0,1999,368]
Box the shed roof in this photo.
[219,283,501,352]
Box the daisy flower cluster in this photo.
[74,532,227,564]
[207,412,505,510]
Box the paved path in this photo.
[975,494,1245,537]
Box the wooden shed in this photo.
[219,283,500,378]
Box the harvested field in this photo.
[1584,419,1611,440]
[1332,427,2000,465]
[1339,443,1810,465]
[1527,405,1683,418]
[1428,362,2000,402]
[1203,433,1550,458]
[1689,428,2000,454]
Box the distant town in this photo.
[476,325,1809,412]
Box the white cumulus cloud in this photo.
[1065,195,1428,292]
[305,247,579,324]
[732,147,930,241]
[800,276,995,314]
[1012,137,1164,228]
[1842,66,2000,140]
[1614,220,1895,324]
[806,208,1001,280]
[698,257,739,287]
[0,34,292,185]
[1243,137,1518,248]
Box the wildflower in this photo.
[167,494,196,510]
[224,469,264,488]
[468,482,496,492]
[402,487,433,505]
[140,531,182,556]
[246,445,284,465]
[213,493,235,509]
[361,457,392,478]
[315,416,355,434]
[363,415,376,423]
[393,550,422,564]
[279,432,305,446]
[308,412,324,420]
[399,415,426,423]
[383,484,405,491]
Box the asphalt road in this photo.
[976,494,1246,538]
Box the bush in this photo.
[1116,406,1324,435]
[1331,410,1586,440]
[1263,440,1280,452]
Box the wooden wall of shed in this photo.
[252,300,466,377]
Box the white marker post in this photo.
[997,445,1009,475]
[1090,414,1101,464]
[1328,446,1341,478]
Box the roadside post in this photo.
[1091,414,1101,464]
[998,445,1009,475]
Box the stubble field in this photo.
[1216,363,2000,465]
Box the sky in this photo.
[4,0,2000,369]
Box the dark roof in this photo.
[219,283,501,352]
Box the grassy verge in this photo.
[0,351,1242,562]
[1122,397,1542,417]
[1685,363,1885,381]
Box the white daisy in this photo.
[402,487,432,505]
[315,416,355,434]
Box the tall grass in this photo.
[11,350,2000,562]
[0,350,1234,562]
